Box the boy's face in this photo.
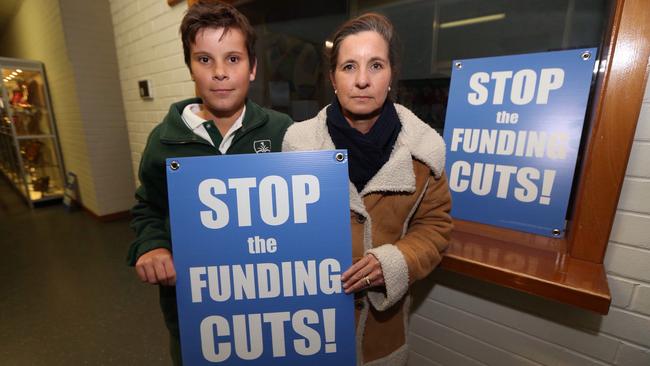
[190,27,256,119]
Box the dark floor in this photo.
[0,179,171,365]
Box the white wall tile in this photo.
[415,295,611,365]
[626,142,650,178]
[608,275,637,308]
[410,314,539,366]
[617,178,650,213]
[635,103,650,141]
[615,342,650,366]
[408,351,441,366]
[630,286,650,316]
[599,307,650,347]
[610,211,650,249]
[409,334,486,366]
[605,243,650,282]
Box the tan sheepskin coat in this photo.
[282,103,453,366]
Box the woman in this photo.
[282,13,453,366]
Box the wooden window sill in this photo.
[440,220,611,314]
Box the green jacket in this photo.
[127,98,292,265]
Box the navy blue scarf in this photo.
[326,98,401,192]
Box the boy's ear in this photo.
[249,59,257,81]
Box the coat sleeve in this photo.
[126,133,172,266]
[367,171,453,310]
[281,124,299,152]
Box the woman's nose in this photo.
[355,69,369,88]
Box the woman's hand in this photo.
[341,253,385,293]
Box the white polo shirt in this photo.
[181,103,245,154]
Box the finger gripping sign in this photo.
[166,151,355,365]
[443,49,597,237]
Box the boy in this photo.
[127,1,292,364]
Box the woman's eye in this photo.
[342,64,354,71]
[371,62,383,70]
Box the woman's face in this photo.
[331,31,392,121]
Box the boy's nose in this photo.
[213,74,228,81]
[212,65,228,80]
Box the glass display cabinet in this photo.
[0,57,65,207]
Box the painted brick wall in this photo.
[58,0,135,215]
[108,0,194,184]
[0,0,134,216]
[408,69,650,365]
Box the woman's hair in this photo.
[180,0,257,71]
[327,13,400,82]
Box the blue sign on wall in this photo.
[443,48,597,237]
[166,151,355,365]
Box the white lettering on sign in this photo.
[199,308,337,362]
[449,128,568,160]
[448,161,557,205]
[189,259,342,303]
[467,68,565,105]
[198,175,320,228]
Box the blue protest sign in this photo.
[166,151,355,365]
[443,48,597,237]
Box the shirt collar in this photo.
[182,103,247,133]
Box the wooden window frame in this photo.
[441,0,650,314]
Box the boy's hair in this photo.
[180,0,256,70]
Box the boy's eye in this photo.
[228,56,239,63]
[198,56,210,63]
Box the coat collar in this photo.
[362,104,445,195]
[159,98,268,143]
[291,103,445,194]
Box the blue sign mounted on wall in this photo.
[166,151,355,365]
[443,48,597,237]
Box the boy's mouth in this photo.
[210,88,235,96]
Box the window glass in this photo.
[240,0,609,130]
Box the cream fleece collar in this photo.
[286,103,445,195]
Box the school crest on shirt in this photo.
[253,139,271,153]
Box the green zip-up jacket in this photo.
[127,97,292,265]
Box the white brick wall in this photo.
[409,73,650,365]
[59,0,135,215]
[109,0,194,183]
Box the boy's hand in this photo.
[135,248,176,286]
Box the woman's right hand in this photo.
[341,253,385,293]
